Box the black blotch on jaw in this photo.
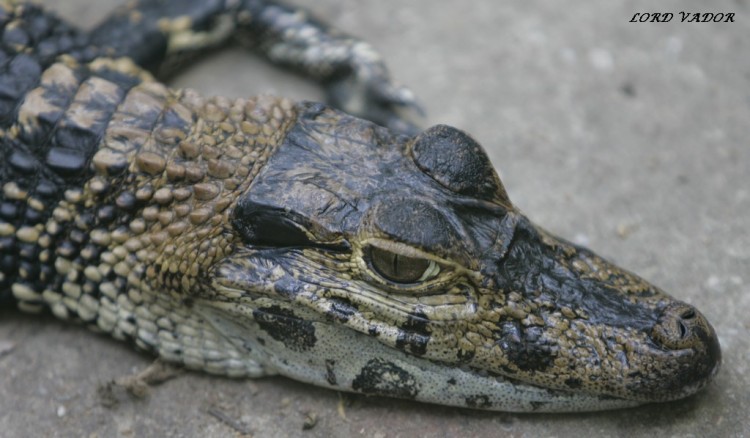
[465,394,493,409]
[457,348,476,363]
[496,322,555,372]
[326,297,357,323]
[253,305,317,352]
[325,359,337,386]
[565,377,583,389]
[395,311,430,356]
[352,358,420,399]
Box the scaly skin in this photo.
[0,1,720,412]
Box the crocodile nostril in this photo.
[678,321,688,339]
[681,308,696,320]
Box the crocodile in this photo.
[0,0,720,412]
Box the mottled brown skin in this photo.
[0,0,720,412]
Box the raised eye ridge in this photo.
[410,124,510,205]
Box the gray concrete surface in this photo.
[1,0,748,436]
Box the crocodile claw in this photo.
[324,56,424,135]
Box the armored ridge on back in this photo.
[0,0,720,412]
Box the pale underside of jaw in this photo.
[410,365,642,413]
[273,327,643,413]
[199,303,644,413]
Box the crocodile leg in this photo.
[90,0,420,134]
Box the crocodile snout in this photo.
[652,303,717,352]
[650,302,721,394]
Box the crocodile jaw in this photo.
[196,301,641,412]
[200,239,722,411]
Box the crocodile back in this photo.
[0,3,148,305]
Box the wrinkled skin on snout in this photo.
[206,102,720,412]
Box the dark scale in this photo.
[7,148,37,173]
[96,204,117,223]
[0,54,41,126]
[22,206,44,225]
[55,240,78,259]
[74,212,96,231]
[0,201,17,221]
[17,241,40,262]
[79,243,102,262]
[38,262,55,285]
[35,179,59,198]
[0,237,18,291]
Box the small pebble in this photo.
[0,340,15,357]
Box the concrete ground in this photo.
[1,0,748,436]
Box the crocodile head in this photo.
[205,102,720,412]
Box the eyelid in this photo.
[361,238,443,263]
[418,260,440,281]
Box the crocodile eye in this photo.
[368,246,440,284]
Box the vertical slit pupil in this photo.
[369,246,431,284]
